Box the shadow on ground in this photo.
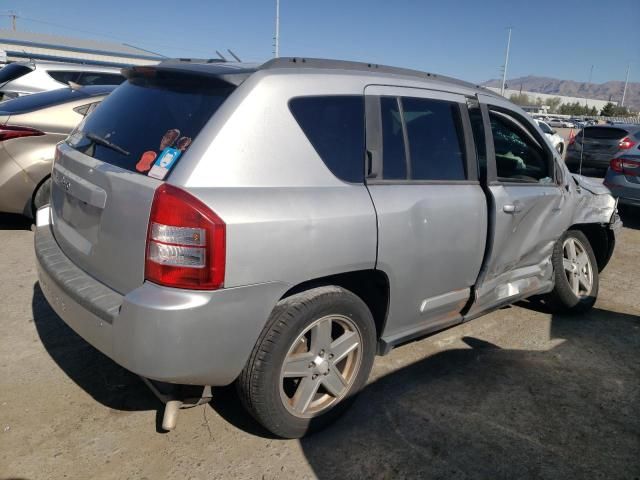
[299,306,640,479]
[619,206,640,230]
[31,283,163,426]
[0,213,31,230]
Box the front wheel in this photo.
[237,286,376,438]
[544,230,599,313]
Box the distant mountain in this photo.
[482,75,639,111]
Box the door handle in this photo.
[503,203,522,214]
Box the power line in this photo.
[14,15,218,56]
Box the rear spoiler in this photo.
[122,62,257,87]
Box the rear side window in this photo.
[289,96,365,183]
[67,77,234,175]
[48,71,82,85]
[582,127,628,140]
[77,72,124,86]
[401,97,466,180]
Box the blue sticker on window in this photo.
[148,147,182,180]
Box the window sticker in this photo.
[177,136,192,151]
[160,128,181,150]
[148,147,182,180]
[136,150,158,173]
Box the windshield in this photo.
[66,77,234,177]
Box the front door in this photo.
[469,94,567,314]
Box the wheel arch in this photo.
[280,269,390,344]
[568,223,615,272]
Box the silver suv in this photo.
[34,58,621,438]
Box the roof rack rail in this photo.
[259,57,484,91]
[158,57,228,65]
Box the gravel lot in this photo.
[1,211,639,480]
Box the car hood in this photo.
[571,174,611,195]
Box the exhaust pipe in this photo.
[162,399,183,431]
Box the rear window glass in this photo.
[582,127,628,139]
[67,77,233,176]
[0,63,33,84]
[289,95,365,183]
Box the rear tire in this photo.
[237,286,376,438]
[31,176,51,217]
[544,230,599,313]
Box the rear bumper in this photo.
[35,220,287,386]
[604,177,640,208]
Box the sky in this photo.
[3,0,640,84]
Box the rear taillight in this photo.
[145,184,225,290]
[0,125,45,141]
[610,157,640,176]
[619,137,637,150]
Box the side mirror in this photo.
[551,129,557,134]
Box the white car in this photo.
[548,118,574,128]
[0,61,124,100]
[536,120,566,155]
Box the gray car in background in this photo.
[604,145,640,209]
[0,85,115,217]
[34,58,620,438]
[566,124,640,174]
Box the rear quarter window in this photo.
[289,95,365,183]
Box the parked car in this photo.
[0,85,116,217]
[569,118,587,128]
[547,118,573,128]
[34,57,620,439]
[0,61,123,100]
[536,119,566,154]
[565,124,640,174]
[604,144,640,209]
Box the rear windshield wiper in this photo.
[85,132,130,156]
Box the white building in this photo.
[0,29,163,67]
[486,87,616,112]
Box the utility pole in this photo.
[500,27,512,97]
[585,64,593,107]
[11,13,16,31]
[273,0,280,58]
[621,64,630,107]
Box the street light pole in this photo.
[273,0,280,58]
[621,64,630,107]
[500,27,512,97]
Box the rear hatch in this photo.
[573,126,630,157]
[50,66,240,294]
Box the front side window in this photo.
[289,95,365,183]
[490,111,550,183]
[401,97,466,181]
[77,72,125,86]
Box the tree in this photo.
[600,102,616,117]
[509,93,531,106]
[546,97,562,114]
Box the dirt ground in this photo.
[1,210,639,480]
